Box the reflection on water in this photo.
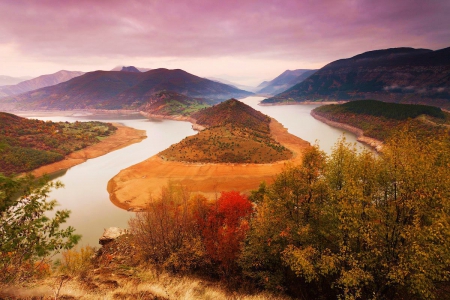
[22,97,369,248]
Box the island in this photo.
[108,99,311,211]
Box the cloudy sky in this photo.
[0,0,449,85]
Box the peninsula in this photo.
[108,99,310,210]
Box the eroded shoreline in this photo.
[310,111,383,152]
[30,124,147,178]
[107,119,311,211]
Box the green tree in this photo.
[0,174,80,283]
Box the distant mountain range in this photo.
[257,69,317,95]
[0,70,84,98]
[1,68,252,110]
[208,77,259,93]
[262,47,450,109]
[0,75,32,86]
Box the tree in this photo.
[129,183,209,272]
[0,174,80,283]
[200,191,253,277]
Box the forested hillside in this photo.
[313,100,450,141]
[263,47,450,108]
[159,99,292,163]
[0,112,116,175]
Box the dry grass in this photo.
[1,267,290,299]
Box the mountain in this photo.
[120,66,141,72]
[111,65,151,72]
[257,69,317,95]
[1,68,252,110]
[0,70,84,98]
[141,91,210,116]
[0,75,32,86]
[262,47,450,108]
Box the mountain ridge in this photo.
[263,47,450,108]
[1,68,252,110]
[0,70,84,98]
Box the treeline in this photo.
[316,100,446,120]
[131,127,450,299]
[0,112,117,175]
[313,100,450,141]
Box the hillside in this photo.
[0,75,31,86]
[0,112,117,175]
[312,100,450,141]
[257,69,317,95]
[263,47,450,108]
[159,99,292,163]
[141,91,210,116]
[1,69,252,110]
[0,70,84,98]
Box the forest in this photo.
[2,125,449,299]
[0,112,117,175]
[313,100,450,141]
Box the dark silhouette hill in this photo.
[1,69,252,110]
[263,47,450,108]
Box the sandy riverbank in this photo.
[259,101,347,106]
[310,111,383,152]
[31,124,147,178]
[139,111,206,131]
[107,119,311,211]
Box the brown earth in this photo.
[30,124,147,177]
[107,119,311,211]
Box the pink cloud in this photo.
[0,0,448,71]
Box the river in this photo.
[23,96,366,248]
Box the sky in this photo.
[0,0,449,86]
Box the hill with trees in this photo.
[263,47,450,109]
[0,112,117,175]
[140,91,210,117]
[0,68,252,110]
[312,99,450,141]
[159,99,292,163]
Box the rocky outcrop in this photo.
[99,227,129,245]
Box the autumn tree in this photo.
[129,183,209,272]
[200,191,253,277]
[241,131,450,299]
